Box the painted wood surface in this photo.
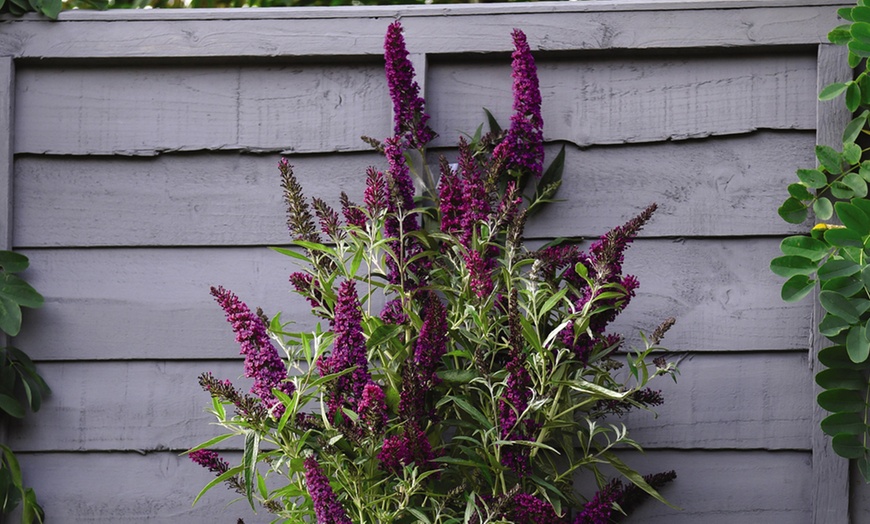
[430,52,817,148]
[0,2,844,59]
[7,352,810,452]
[814,44,852,524]
[13,132,814,247]
[12,449,811,524]
[15,64,391,155]
[14,52,816,155]
[0,58,12,250]
[13,238,809,361]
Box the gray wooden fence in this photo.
[0,0,860,522]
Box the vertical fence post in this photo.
[812,43,852,524]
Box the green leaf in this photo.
[817,145,843,174]
[797,168,828,189]
[845,173,869,198]
[268,246,311,263]
[436,369,477,384]
[823,275,863,297]
[816,367,866,390]
[847,324,870,363]
[602,451,680,510]
[770,255,817,278]
[482,108,501,134]
[780,236,829,261]
[820,345,865,369]
[831,24,855,45]
[833,433,866,459]
[845,113,869,144]
[819,259,861,280]
[243,430,259,510]
[820,315,852,338]
[851,38,870,58]
[854,21,870,44]
[0,252,28,274]
[822,412,866,436]
[832,182,857,200]
[448,396,493,429]
[825,227,864,248]
[845,143,864,166]
[778,197,808,224]
[818,389,866,412]
[820,290,861,323]
[534,144,566,204]
[815,197,835,221]
[840,7,856,21]
[0,273,43,309]
[787,183,813,200]
[850,51,863,68]
[848,82,863,112]
[837,202,870,235]
[0,394,23,418]
[186,433,235,454]
[820,82,850,101]
[781,275,815,302]
[192,465,244,506]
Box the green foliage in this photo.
[0,252,48,523]
[0,0,62,19]
[773,0,870,483]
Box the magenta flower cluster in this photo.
[384,21,436,149]
[189,449,230,476]
[318,279,372,421]
[210,286,295,417]
[304,455,352,524]
[493,29,544,178]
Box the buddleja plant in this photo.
[772,0,870,482]
[189,22,678,523]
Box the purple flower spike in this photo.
[319,280,371,420]
[189,449,230,476]
[358,382,388,435]
[384,20,436,149]
[304,456,352,524]
[210,286,295,418]
[493,29,544,178]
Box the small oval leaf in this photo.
[820,290,861,323]
[815,197,835,221]
[770,255,817,278]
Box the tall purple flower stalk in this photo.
[210,286,295,417]
[383,137,429,287]
[304,456,352,524]
[575,470,676,524]
[384,20,436,149]
[399,293,448,424]
[560,204,656,361]
[189,449,230,476]
[319,279,371,421]
[493,29,544,178]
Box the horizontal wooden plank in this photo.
[6,352,809,452]
[11,451,269,523]
[430,51,817,148]
[12,237,810,361]
[12,132,815,247]
[620,352,811,450]
[14,64,390,155]
[0,3,842,59]
[593,449,812,523]
[10,449,811,523]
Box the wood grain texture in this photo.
[10,449,811,523]
[13,237,810,361]
[606,450,812,523]
[7,353,809,452]
[429,51,817,148]
[813,44,851,524]
[14,64,390,155]
[621,351,811,451]
[13,132,815,247]
[0,3,843,59]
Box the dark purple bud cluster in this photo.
[304,455,352,524]
[384,21,436,149]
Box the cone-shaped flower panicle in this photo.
[493,29,544,178]
[189,449,230,476]
[505,494,564,524]
[364,166,389,219]
[384,20,436,149]
[358,381,388,435]
[281,158,320,243]
[378,423,437,475]
[304,456,352,524]
[339,192,366,230]
[319,280,371,420]
[210,286,294,417]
